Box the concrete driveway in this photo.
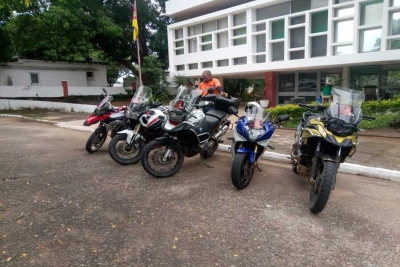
[1,117,400,266]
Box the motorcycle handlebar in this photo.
[298,103,326,111]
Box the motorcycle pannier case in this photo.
[215,96,240,113]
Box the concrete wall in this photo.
[0,99,96,113]
[0,86,127,98]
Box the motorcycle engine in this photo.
[109,120,124,130]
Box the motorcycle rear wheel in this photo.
[309,160,336,214]
[231,153,254,190]
[141,140,184,178]
[85,131,107,153]
[201,140,218,158]
[109,134,144,165]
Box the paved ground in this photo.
[1,117,400,266]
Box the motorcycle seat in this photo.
[205,115,220,132]
[205,109,226,120]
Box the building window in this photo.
[290,50,305,60]
[311,11,328,33]
[189,63,198,70]
[188,38,197,53]
[234,12,246,26]
[290,27,305,48]
[311,0,328,9]
[334,45,353,55]
[392,0,400,6]
[359,28,382,52]
[234,38,246,46]
[202,61,213,68]
[311,35,327,57]
[86,72,93,78]
[201,44,212,51]
[175,49,184,55]
[390,12,400,36]
[299,73,317,92]
[175,41,184,48]
[334,20,354,43]
[202,21,216,33]
[256,34,266,53]
[188,25,201,37]
[291,0,311,13]
[272,42,284,62]
[201,35,212,43]
[217,32,229,48]
[271,19,285,40]
[256,2,290,21]
[233,27,246,36]
[176,65,185,71]
[175,29,183,39]
[290,15,305,26]
[217,59,229,67]
[233,57,247,65]
[335,6,354,17]
[389,39,400,50]
[256,55,266,63]
[335,0,353,4]
[279,73,295,92]
[360,0,383,26]
[30,73,39,84]
[217,17,228,30]
[255,23,266,32]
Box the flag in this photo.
[132,0,139,41]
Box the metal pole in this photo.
[137,40,142,86]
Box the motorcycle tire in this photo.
[231,153,254,190]
[109,134,145,165]
[85,131,107,153]
[309,160,336,214]
[141,140,184,178]
[201,140,219,158]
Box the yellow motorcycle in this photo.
[291,88,375,214]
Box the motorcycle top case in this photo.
[214,95,240,113]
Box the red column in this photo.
[62,81,68,97]
[264,72,277,107]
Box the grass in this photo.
[0,203,6,212]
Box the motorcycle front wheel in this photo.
[231,153,255,190]
[85,131,107,153]
[109,134,144,165]
[141,140,184,178]
[309,160,336,214]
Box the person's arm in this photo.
[213,79,224,93]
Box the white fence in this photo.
[0,99,96,113]
[0,86,127,98]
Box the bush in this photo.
[359,113,400,130]
[361,98,400,114]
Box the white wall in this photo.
[0,86,127,98]
[0,99,96,113]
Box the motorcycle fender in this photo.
[237,146,256,165]
[94,126,107,134]
[321,153,339,163]
[117,129,134,143]
[233,129,246,142]
[155,134,173,144]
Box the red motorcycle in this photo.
[83,88,128,153]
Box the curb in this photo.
[217,144,400,183]
[2,113,399,183]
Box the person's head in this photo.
[202,70,212,82]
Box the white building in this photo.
[0,59,107,87]
[166,0,400,106]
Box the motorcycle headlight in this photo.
[169,111,185,122]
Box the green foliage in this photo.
[107,62,129,87]
[141,55,167,90]
[224,79,265,101]
[359,113,400,130]
[173,74,189,86]
[361,98,400,114]
[266,104,304,127]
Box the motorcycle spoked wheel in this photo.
[108,134,145,165]
[309,160,336,214]
[201,140,219,158]
[85,131,107,153]
[141,140,184,178]
[231,153,255,190]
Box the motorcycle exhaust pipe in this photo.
[214,125,229,139]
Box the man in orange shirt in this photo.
[198,70,224,97]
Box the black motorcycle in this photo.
[141,86,239,178]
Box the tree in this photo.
[1,0,173,81]
[141,55,168,91]
[106,62,130,87]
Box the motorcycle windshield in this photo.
[129,86,152,113]
[169,85,202,113]
[246,102,264,130]
[326,87,365,124]
[98,95,113,110]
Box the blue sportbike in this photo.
[230,102,289,189]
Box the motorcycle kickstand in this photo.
[255,162,262,172]
[200,154,214,168]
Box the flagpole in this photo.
[132,0,142,86]
[137,39,142,86]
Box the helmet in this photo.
[245,102,263,129]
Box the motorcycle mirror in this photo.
[102,88,107,95]
[228,106,238,115]
[207,88,215,94]
[276,114,290,122]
